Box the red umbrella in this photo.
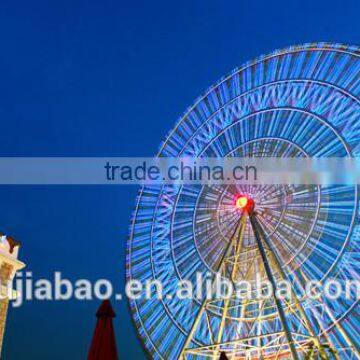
[88,300,118,360]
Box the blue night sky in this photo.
[0,0,359,359]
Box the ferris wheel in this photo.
[126,43,360,359]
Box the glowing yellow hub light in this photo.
[236,196,248,209]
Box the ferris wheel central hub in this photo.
[235,195,255,213]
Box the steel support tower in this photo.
[178,197,343,360]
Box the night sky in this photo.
[0,0,359,358]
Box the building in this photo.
[0,234,25,355]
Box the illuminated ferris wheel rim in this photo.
[147,41,359,284]
[127,42,360,360]
[158,42,360,156]
[130,43,360,330]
